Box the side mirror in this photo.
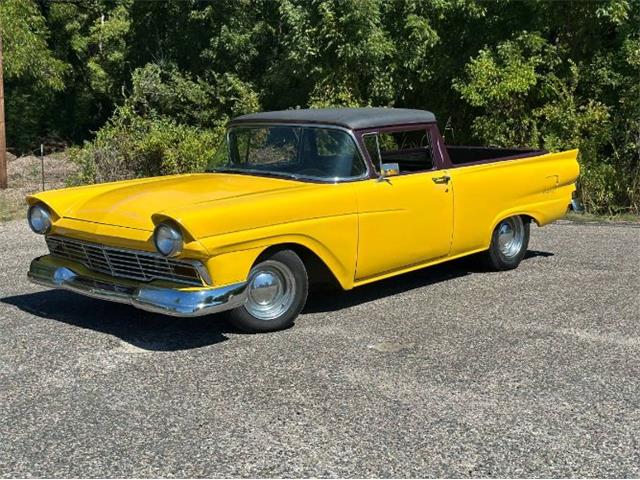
[381,163,400,177]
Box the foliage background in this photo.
[1,0,638,214]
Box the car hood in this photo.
[30,173,305,232]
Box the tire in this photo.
[484,215,530,271]
[228,250,308,333]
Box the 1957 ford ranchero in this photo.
[27,108,580,332]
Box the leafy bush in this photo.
[68,62,257,184]
[454,32,639,215]
[127,64,260,128]
[69,105,223,184]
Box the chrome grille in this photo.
[46,236,203,286]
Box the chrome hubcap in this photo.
[497,216,525,258]
[245,261,296,321]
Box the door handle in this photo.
[432,175,450,184]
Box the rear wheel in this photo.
[485,215,530,271]
[228,250,308,333]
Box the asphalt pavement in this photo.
[1,218,639,477]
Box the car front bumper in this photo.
[28,255,248,317]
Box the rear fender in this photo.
[487,184,576,244]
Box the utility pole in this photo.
[0,31,7,189]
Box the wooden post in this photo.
[0,31,7,189]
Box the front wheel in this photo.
[228,250,308,333]
[484,215,530,271]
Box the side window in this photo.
[378,129,434,173]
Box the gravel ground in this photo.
[0,219,638,478]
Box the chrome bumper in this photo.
[28,256,247,317]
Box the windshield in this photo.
[207,125,368,181]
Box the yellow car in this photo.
[27,108,579,332]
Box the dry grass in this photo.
[0,152,77,222]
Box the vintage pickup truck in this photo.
[27,108,579,332]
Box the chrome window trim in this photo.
[362,131,382,174]
[45,235,210,286]
[218,122,372,183]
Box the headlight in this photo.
[153,222,183,257]
[28,204,52,234]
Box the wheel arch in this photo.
[254,242,344,291]
[205,236,352,290]
[519,213,540,226]
[488,210,540,243]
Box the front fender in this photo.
[162,182,360,289]
[199,217,358,290]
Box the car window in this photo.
[208,126,367,181]
[365,129,434,174]
[316,129,350,156]
[305,129,367,177]
[233,126,301,166]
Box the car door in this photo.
[354,126,453,281]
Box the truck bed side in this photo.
[446,145,546,165]
[447,149,579,256]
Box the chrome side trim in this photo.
[28,256,246,318]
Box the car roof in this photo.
[229,107,436,129]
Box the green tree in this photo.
[0,0,68,150]
[2,0,637,213]
[0,0,66,89]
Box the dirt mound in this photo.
[7,153,76,190]
[1,152,77,221]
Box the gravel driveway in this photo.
[1,219,638,477]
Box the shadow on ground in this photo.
[2,250,553,350]
[1,289,238,351]
[306,249,553,313]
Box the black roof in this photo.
[230,107,436,129]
